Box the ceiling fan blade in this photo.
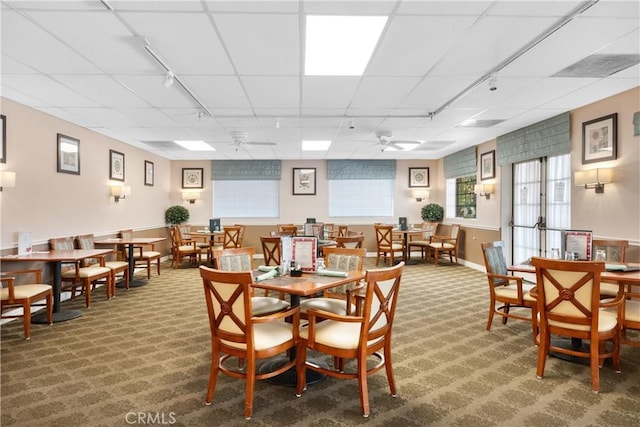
[391,140,421,145]
[388,143,405,150]
[246,141,276,146]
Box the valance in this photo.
[211,160,281,180]
[327,160,396,180]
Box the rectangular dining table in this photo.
[0,249,114,323]
[94,237,166,287]
[252,269,366,386]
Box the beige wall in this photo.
[2,87,638,264]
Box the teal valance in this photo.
[443,146,477,179]
[327,160,396,180]
[210,160,281,180]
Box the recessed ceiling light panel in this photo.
[174,140,215,151]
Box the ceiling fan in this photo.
[216,131,277,151]
[362,130,422,151]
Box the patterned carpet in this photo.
[1,258,639,427]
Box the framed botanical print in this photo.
[144,160,154,186]
[57,133,80,175]
[480,150,495,180]
[109,149,125,181]
[293,168,316,195]
[182,168,203,189]
[582,113,617,164]
[409,167,429,187]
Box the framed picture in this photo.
[561,230,593,261]
[57,133,80,175]
[582,113,617,164]
[291,236,318,272]
[480,150,495,180]
[293,168,316,195]
[408,167,429,187]
[144,160,154,186]
[109,149,125,181]
[182,168,203,189]
[0,114,6,163]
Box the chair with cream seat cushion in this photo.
[531,257,623,393]
[299,247,365,316]
[1,269,52,339]
[50,236,113,308]
[374,224,405,266]
[408,222,438,260]
[592,239,629,298]
[120,229,162,278]
[199,267,301,420]
[427,224,460,266]
[296,262,404,417]
[212,247,290,317]
[168,226,200,268]
[77,234,130,293]
[335,234,364,249]
[481,241,537,342]
[604,282,640,347]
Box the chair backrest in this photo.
[76,233,100,266]
[592,239,628,262]
[200,267,253,346]
[323,247,365,271]
[420,222,438,239]
[277,223,295,232]
[337,225,348,237]
[234,224,246,246]
[279,225,298,236]
[531,257,604,331]
[222,226,242,248]
[49,236,75,251]
[120,229,133,240]
[260,236,281,266]
[178,224,192,240]
[213,247,255,272]
[449,224,461,239]
[361,262,404,338]
[480,241,509,285]
[336,234,364,249]
[374,225,394,248]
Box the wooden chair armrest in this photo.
[346,281,366,315]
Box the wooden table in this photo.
[252,270,366,385]
[0,249,114,322]
[95,237,166,287]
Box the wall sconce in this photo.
[109,185,131,202]
[0,171,16,191]
[182,191,201,204]
[474,183,495,200]
[411,189,430,202]
[574,168,613,193]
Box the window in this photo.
[446,176,477,219]
[213,180,279,218]
[329,179,394,217]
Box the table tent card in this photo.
[18,231,32,255]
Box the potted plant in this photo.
[421,203,444,222]
[165,205,190,225]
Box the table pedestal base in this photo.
[549,338,590,365]
[32,309,82,324]
[259,356,327,386]
[117,278,147,288]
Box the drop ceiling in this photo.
[1,0,638,161]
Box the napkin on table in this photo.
[258,265,277,272]
[255,268,278,281]
[317,269,348,278]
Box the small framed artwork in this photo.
[109,149,125,181]
[0,114,6,163]
[182,168,203,189]
[480,150,495,180]
[57,133,80,175]
[408,167,429,187]
[144,160,154,186]
[582,113,617,164]
[293,168,316,195]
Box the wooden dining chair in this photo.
[531,257,623,393]
[296,262,404,417]
[168,226,201,268]
[49,236,113,308]
[427,224,460,266]
[260,236,282,266]
[0,269,53,339]
[234,224,247,246]
[593,239,629,297]
[279,225,299,236]
[335,234,364,249]
[199,267,301,420]
[120,229,162,277]
[77,233,130,292]
[374,224,404,266]
[408,222,438,260]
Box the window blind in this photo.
[443,146,476,179]
[211,160,281,180]
[327,160,396,180]
[496,112,570,166]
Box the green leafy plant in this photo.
[165,205,190,225]
[421,203,444,222]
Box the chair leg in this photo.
[357,354,370,417]
[205,347,220,404]
[147,261,151,280]
[384,341,397,397]
[296,342,308,397]
[536,329,549,379]
[22,301,31,340]
[486,296,496,330]
[590,339,600,392]
[85,280,91,308]
[244,356,256,420]
[46,292,53,325]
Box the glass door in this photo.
[511,154,571,264]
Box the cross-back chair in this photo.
[296,262,404,417]
[481,241,537,342]
[374,224,405,266]
[531,257,623,393]
[120,229,162,278]
[199,267,301,420]
[260,236,282,267]
[336,234,364,249]
[49,236,113,307]
[77,233,130,292]
[1,269,52,339]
